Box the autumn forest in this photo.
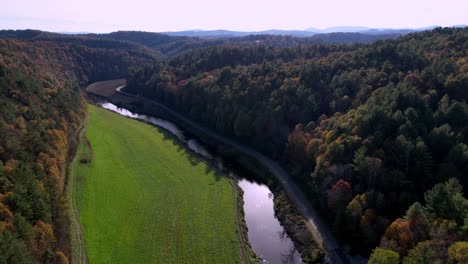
[0,26,466,263]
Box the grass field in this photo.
[71,104,252,264]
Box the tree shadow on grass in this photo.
[155,125,223,181]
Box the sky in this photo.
[1,0,467,33]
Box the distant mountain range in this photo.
[0,29,410,58]
[161,29,316,38]
[161,25,466,38]
[1,25,466,58]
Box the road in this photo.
[112,86,352,264]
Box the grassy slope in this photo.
[72,105,245,264]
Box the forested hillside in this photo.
[0,29,402,58]
[0,39,152,263]
[0,30,157,57]
[126,27,468,260]
[92,31,402,57]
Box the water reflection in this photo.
[238,179,303,264]
[100,102,185,140]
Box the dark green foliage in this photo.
[126,27,468,255]
[13,214,32,240]
[0,231,34,264]
[424,179,467,225]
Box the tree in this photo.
[393,135,414,174]
[324,141,345,164]
[360,208,380,247]
[445,143,468,186]
[403,240,449,264]
[429,219,461,241]
[368,247,399,264]
[0,230,33,264]
[428,124,455,161]
[306,138,321,160]
[13,214,32,240]
[424,178,467,224]
[437,94,450,114]
[361,157,383,189]
[31,221,56,260]
[54,251,69,264]
[448,241,468,263]
[353,146,367,173]
[404,203,429,243]
[286,127,308,164]
[380,219,413,256]
[328,179,352,212]
[345,197,363,232]
[412,139,433,189]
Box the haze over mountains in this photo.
[48,25,467,39]
[0,27,427,58]
[160,25,466,38]
[1,25,465,59]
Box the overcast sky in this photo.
[1,0,467,33]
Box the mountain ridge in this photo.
[161,25,467,38]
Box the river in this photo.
[98,102,303,264]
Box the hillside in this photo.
[93,31,402,56]
[0,29,404,58]
[0,30,158,57]
[125,27,468,259]
[0,39,152,263]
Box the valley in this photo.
[0,26,466,264]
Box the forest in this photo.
[125,27,468,261]
[0,29,401,58]
[0,39,151,263]
[0,26,466,263]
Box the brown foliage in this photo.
[0,202,14,232]
[31,220,56,259]
[54,251,69,264]
[381,219,413,256]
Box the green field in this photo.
[70,104,251,263]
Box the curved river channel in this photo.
[98,102,303,264]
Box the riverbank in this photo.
[98,101,307,263]
[213,144,325,263]
[71,104,257,263]
[87,80,335,263]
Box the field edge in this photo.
[70,103,259,263]
[67,116,89,264]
